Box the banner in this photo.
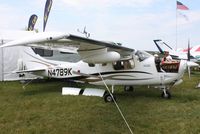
[43,0,53,32]
[28,14,38,31]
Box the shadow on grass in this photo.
[22,87,61,96]
[21,80,82,96]
[20,78,200,104]
[115,86,200,103]
[173,90,200,103]
[20,79,101,96]
[113,87,162,101]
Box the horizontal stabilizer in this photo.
[13,68,46,74]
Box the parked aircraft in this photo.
[154,39,199,79]
[0,32,187,102]
[154,39,200,63]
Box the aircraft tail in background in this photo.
[153,39,199,61]
[153,40,180,60]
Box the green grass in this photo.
[1,73,200,134]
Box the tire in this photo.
[124,86,134,92]
[161,90,171,99]
[104,94,116,102]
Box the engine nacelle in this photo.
[83,51,120,64]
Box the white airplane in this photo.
[176,44,200,62]
[0,32,187,102]
[154,39,200,62]
[154,39,199,67]
[154,39,199,79]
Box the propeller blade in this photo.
[187,39,191,79]
[187,39,191,61]
[187,65,191,79]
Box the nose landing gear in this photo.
[161,87,171,99]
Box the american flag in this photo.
[177,1,189,10]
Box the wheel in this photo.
[161,90,171,99]
[124,86,134,92]
[104,93,116,102]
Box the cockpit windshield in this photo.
[135,50,151,61]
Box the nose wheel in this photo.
[161,88,171,99]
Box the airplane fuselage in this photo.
[25,49,186,87]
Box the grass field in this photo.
[1,73,200,134]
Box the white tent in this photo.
[0,31,36,81]
[0,30,77,81]
[0,48,3,81]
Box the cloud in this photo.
[59,0,157,9]
[0,5,18,29]
[0,0,199,50]
[188,10,200,24]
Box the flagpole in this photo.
[176,1,189,50]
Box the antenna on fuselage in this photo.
[77,26,90,38]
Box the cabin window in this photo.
[88,63,95,67]
[31,48,81,63]
[32,48,53,57]
[102,63,107,66]
[113,60,134,70]
[135,50,151,62]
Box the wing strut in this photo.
[97,71,134,134]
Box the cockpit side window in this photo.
[135,50,151,62]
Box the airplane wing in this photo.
[1,32,134,63]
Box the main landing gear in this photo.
[103,85,134,102]
[124,86,134,92]
[103,85,116,102]
[104,93,116,102]
[161,87,171,99]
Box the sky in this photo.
[0,0,200,51]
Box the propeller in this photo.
[186,40,199,79]
[187,39,191,79]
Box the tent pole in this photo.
[1,40,4,81]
